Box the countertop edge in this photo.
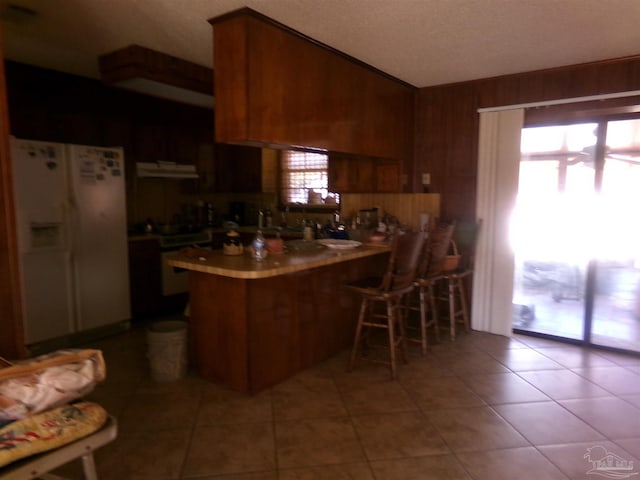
[167,245,390,279]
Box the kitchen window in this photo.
[280,150,338,205]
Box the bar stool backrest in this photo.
[453,219,482,272]
[418,222,456,278]
[381,231,427,292]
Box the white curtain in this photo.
[471,108,524,336]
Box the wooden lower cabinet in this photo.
[128,239,162,318]
[187,253,387,393]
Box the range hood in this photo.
[136,162,198,179]
[98,45,213,108]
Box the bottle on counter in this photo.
[206,202,215,228]
[252,230,267,261]
[265,208,273,228]
[258,209,264,229]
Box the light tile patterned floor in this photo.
[52,318,640,480]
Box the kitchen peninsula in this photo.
[168,243,390,393]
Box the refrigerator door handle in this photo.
[65,196,77,257]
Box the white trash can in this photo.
[147,320,188,382]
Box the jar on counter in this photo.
[223,230,243,256]
[303,220,314,241]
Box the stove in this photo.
[158,230,212,249]
[159,230,212,296]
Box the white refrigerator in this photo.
[11,138,131,344]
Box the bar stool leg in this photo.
[447,278,457,340]
[418,287,428,355]
[457,277,471,332]
[348,298,368,371]
[396,300,408,365]
[427,284,440,342]
[386,300,397,379]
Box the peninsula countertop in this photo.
[166,241,390,279]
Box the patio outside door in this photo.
[511,118,640,353]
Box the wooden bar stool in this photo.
[437,219,481,340]
[403,222,455,354]
[345,231,426,379]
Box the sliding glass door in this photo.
[511,118,640,353]
[590,119,640,351]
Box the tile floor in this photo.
[52,318,640,480]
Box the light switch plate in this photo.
[422,173,431,185]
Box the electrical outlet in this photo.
[422,173,431,185]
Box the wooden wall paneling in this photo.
[211,143,263,193]
[594,58,639,95]
[102,116,135,191]
[340,193,440,230]
[444,175,477,224]
[414,83,478,221]
[415,85,453,193]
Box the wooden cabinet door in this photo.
[330,154,399,193]
[328,153,351,192]
[351,157,375,192]
[128,239,162,318]
[375,161,401,193]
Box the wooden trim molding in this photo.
[0,27,27,358]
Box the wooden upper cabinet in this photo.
[210,9,415,162]
[328,153,401,193]
[375,160,401,193]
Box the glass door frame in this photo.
[513,113,640,356]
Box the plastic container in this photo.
[147,321,188,382]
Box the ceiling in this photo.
[1,0,640,89]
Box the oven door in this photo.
[160,250,189,296]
